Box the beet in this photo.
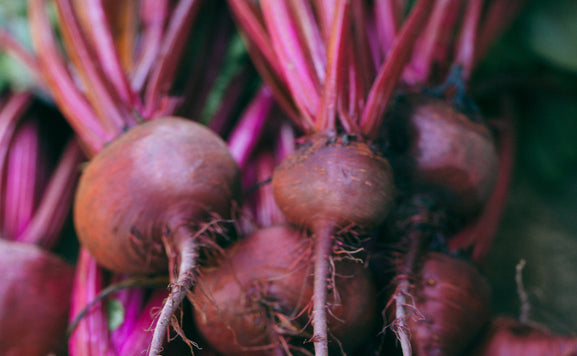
[390,94,498,215]
[73,117,241,355]
[0,239,74,356]
[391,252,492,356]
[193,225,378,355]
[272,134,394,355]
[272,134,395,231]
[471,317,577,356]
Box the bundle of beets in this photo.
[1,0,576,355]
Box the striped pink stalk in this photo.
[69,249,170,356]
[0,93,82,249]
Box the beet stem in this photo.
[312,223,334,356]
[149,237,198,356]
[393,226,429,356]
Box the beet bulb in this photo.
[272,134,394,355]
[73,117,241,355]
[0,239,74,356]
[193,225,378,355]
[390,94,498,215]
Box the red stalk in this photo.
[403,0,462,86]
[69,249,116,356]
[81,0,141,109]
[227,87,275,168]
[455,0,484,81]
[55,0,132,133]
[448,99,516,263]
[289,0,326,84]
[143,0,202,118]
[317,0,349,133]
[227,0,283,80]
[0,93,33,229]
[314,0,337,42]
[29,0,110,155]
[360,0,436,138]
[131,0,169,92]
[3,120,44,240]
[18,139,84,249]
[261,0,321,124]
[227,0,303,125]
[351,0,376,93]
[374,0,401,58]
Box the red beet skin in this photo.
[271,134,394,355]
[73,117,241,355]
[472,317,577,356]
[392,94,498,214]
[0,239,74,356]
[74,117,241,274]
[193,225,378,355]
[404,252,492,356]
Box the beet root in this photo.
[272,134,394,355]
[73,117,241,355]
[471,317,577,356]
[0,239,74,356]
[193,225,378,355]
[390,252,492,356]
[74,117,241,274]
[390,94,498,215]
[272,134,394,231]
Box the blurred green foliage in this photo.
[478,0,577,333]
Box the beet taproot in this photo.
[272,134,394,355]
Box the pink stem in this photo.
[206,68,251,135]
[19,139,84,249]
[449,104,515,264]
[227,87,275,169]
[55,0,132,133]
[0,92,32,232]
[254,150,286,228]
[28,0,110,155]
[69,249,116,356]
[360,0,436,139]
[108,275,146,352]
[131,0,169,93]
[374,0,400,58]
[314,0,337,42]
[143,0,202,118]
[227,0,284,80]
[351,0,375,93]
[83,0,141,111]
[317,0,349,133]
[3,120,42,240]
[289,0,326,83]
[312,223,334,356]
[118,290,168,355]
[227,0,303,126]
[261,0,320,124]
[454,0,483,81]
[403,0,462,86]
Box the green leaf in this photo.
[106,299,125,332]
[526,0,577,72]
